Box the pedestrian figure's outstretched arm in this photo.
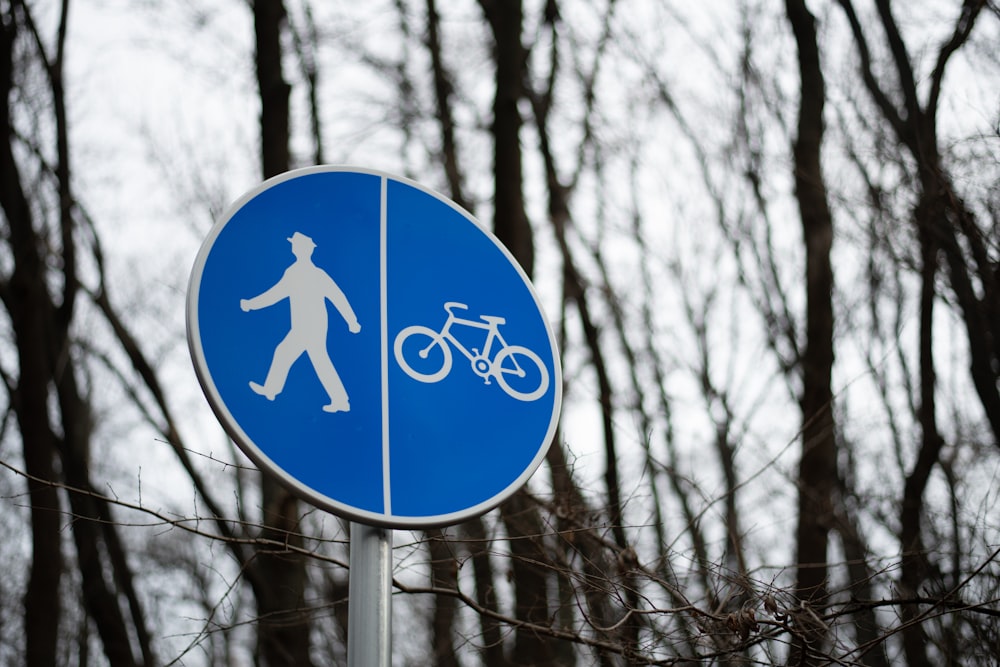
[241,273,289,312]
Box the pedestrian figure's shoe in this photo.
[323,400,350,413]
[249,382,277,401]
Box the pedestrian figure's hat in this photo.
[288,231,316,250]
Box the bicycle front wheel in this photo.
[394,326,453,383]
[492,345,549,402]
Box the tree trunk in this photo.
[785,1,836,662]
[479,0,533,276]
[250,2,315,664]
[897,191,940,667]
[427,529,461,667]
[1,9,64,665]
[255,0,291,181]
[479,2,557,664]
[500,494,556,667]
[461,517,510,667]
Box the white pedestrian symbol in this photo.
[241,231,361,413]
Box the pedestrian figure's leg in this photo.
[250,333,304,399]
[307,342,350,412]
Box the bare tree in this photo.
[785,0,838,663]
[834,1,997,663]
[1,2,154,665]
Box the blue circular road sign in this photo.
[187,166,562,527]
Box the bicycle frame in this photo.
[432,302,507,365]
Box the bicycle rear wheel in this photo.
[394,326,452,383]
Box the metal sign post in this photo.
[187,166,562,663]
[348,522,393,667]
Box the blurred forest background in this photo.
[1,0,999,665]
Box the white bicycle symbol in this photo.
[393,302,550,402]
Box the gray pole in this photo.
[348,521,393,666]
